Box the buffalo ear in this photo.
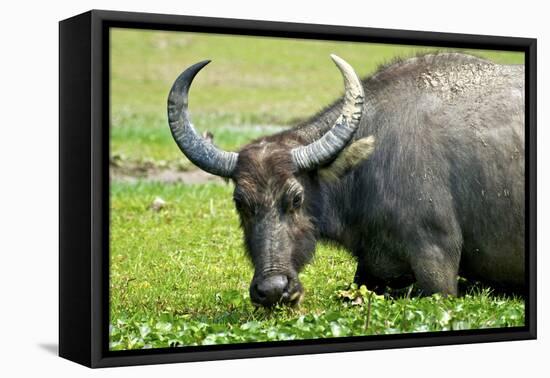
[202,130,214,143]
[318,136,375,181]
[201,130,233,183]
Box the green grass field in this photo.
[109,29,525,350]
[109,183,524,350]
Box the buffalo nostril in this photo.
[254,275,288,306]
[254,285,266,300]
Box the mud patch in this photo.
[111,163,224,184]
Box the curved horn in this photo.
[167,60,238,177]
[291,55,365,171]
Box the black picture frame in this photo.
[59,9,537,368]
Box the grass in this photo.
[109,182,524,350]
[110,29,524,169]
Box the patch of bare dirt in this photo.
[110,163,223,184]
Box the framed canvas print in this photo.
[59,10,537,368]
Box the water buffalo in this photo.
[167,53,525,307]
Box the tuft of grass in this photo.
[110,182,524,350]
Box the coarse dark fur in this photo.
[230,52,524,306]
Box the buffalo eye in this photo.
[288,191,303,212]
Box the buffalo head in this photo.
[167,55,373,307]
